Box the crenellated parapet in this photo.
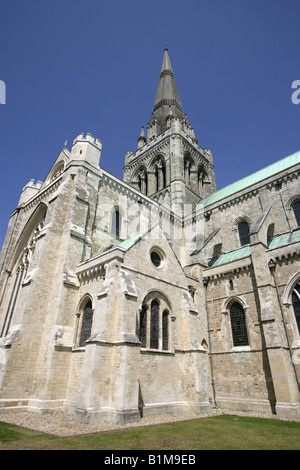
[70,132,102,168]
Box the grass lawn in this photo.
[0,414,299,450]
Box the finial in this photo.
[164,44,168,51]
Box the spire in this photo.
[151,47,184,132]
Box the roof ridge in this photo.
[198,150,300,209]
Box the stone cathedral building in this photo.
[0,48,300,423]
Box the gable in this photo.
[43,146,70,187]
[122,224,186,284]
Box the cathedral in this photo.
[0,48,299,423]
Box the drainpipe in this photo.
[203,278,218,408]
[268,259,300,391]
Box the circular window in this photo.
[150,248,165,269]
[151,251,162,267]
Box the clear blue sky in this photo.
[0,0,299,248]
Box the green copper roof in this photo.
[208,246,251,267]
[196,150,300,209]
[267,228,300,249]
[207,228,300,268]
[116,233,142,250]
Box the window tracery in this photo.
[139,293,170,351]
[0,216,46,338]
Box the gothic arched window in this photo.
[292,281,300,334]
[0,211,46,338]
[161,160,166,189]
[230,302,249,347]
[184,158,191,185]
[162,310,169,350]
[238,221,250,246]
[292,200,300,227]
[139,293,171,351]
[198,166,207,187]
[150,300,159,349]
[137,168,148,195]
[154,165,158,192]
[153,156,166,192]
[111,209,122,238]
[78,299,93,347]
[139,305,147,348]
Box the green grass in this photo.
[0,414,299,450]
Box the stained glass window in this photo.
[292,281,300,334]
[150,300,159,349]
[79,300,93,347]
[162,310,168,350]
[139,306,147,348]
[238,221,250,246]
[230,302,249,347]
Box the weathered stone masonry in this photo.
[0,48,299,422]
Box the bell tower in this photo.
[123,48,216,214]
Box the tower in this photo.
[123,47,216,215]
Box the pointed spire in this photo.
[151,47,184,133]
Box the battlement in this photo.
[18,179,43,206]
[23,179,43,190]
[72,132,102,150]
[71,132,102,168]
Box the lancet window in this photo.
[153,157,166,193]
[292,280,300,334]
[111,209,122,238]
[150,300,159,349]
[184,158,191,185]
[137,168,148,195]
[197,165,209,197]
[75,297,94,348]
[292,199,300,227]
[238,221,250,246]
[229,301,249,347]
[78,299,93,347]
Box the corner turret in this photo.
[70,132,102,168]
